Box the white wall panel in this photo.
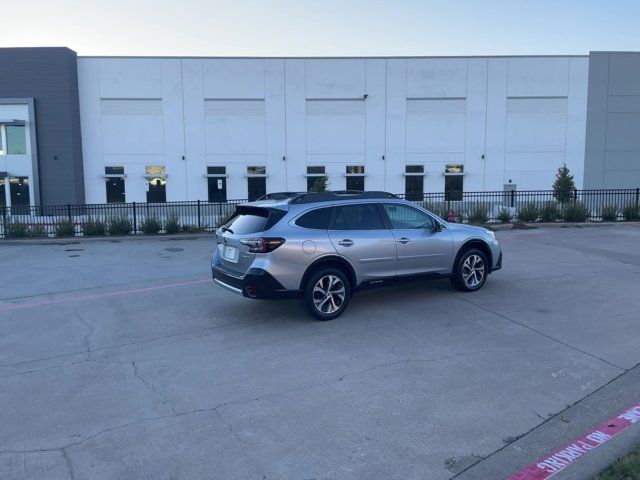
[405,99,466,153]
[202,59,265,99]
[204,100,266,155]
[507,57,570,97]
[98,59,162,99]
[305,100,365,154]
[305,59,366,99]
[506,98,567,152]
[407,58,467,98]
[100,99,164,155]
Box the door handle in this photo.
[397,237,411,244]
[338,239,354,247]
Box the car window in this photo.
[383,203,434,229]
[331,204,385,230]
[222,207,285,234]
[296,207,332,229]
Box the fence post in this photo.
[67,204,72,224]
[197,200,201,230]
[510,189,515,208]
[1,206,6,238]
[132,202,137,234]
[218,201,222,227]
[636,188,639,210]
[573,188,578,203]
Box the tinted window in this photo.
[222,207,284,234]
[296,207,332,229]
[331,204,385,230]
[383,203,434,229]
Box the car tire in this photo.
[450,248,488,292]
[303,267,351,320]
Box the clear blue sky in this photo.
[3,0,639,56]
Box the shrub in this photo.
[107,216,132,235]
[496,208,513,224]
[140,216,162,234]
[517,203,540,222]
[308,175,329,192]
[563,202,590,222]
[28,225,47,237]
[622,203,640,222]
[165,215,180,234]
[601,204,618,222]
[6,222,29,238]
[540,202,560,223]
[466,203,489,224]
[82,218,106,236]
[55,221,76,237]
[181,224,201,233]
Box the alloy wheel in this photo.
[312,275,346,314]
[462,254,485,288]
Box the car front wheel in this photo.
[303,267,351,320]
[451,248,488,292]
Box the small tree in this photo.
[308,176,329,192]
[552,164,575,204]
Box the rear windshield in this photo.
[221,206,286,235]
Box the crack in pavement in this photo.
[450,359,640,479]
[131,361,178,415]
[61,447,75,480]
[452,294,627,372]
[0,347,559,455]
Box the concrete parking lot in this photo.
[1,225,640,480]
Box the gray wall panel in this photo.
[584,52,640,188]
[0,47,84,204]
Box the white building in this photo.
[76,55,589,203]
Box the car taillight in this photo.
[240,237,285,253]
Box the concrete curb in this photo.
[0,232,215,246]
[485,221,640,231]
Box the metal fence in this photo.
[1,188,639,238]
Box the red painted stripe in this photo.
[507,402,640,479]
[0,278,211,312]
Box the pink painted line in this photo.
[507,402,640,479]
[0,278,211,312]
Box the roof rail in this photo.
[290,191,399,204]
[257,192,304,200]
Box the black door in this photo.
[208,177,227,202]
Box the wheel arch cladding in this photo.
[454,239,493,273]
[300,256,357,291]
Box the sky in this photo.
[2,0,640,57]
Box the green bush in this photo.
[563,202,590,222]
[6,222,29,238]
[28,225,47,237]
[466,204,489,224]
[540,202,560,223]
[165,215,180,234]
[107,216,132,236]
[55,221,76,237]
[181,224,201,233]
[82,218,106,236]
[140,216,162,234]
[517,203,540,222]
[601,204,618,222]
[622,203,640,221]
[496,208,513,223]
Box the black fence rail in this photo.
[1,188,639,238]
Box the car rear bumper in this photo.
[211,263,301,300]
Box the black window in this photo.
[222,206,284,234]
[105,167,125,204]
[296,207,332,229]
[405,165,424,201]
[207,167,227,203]
[0,180,6,207]
[346,165,365,192]
[382,203,434,229]
[331,204,385,230]
[9,176,30,214]
[247,166,266,201]
[444,176,463,202]
[306,166,327,192]
[146,166,166,203]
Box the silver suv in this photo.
[211,191,502,320]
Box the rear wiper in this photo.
[220,226,234,234]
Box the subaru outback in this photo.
[211,191,502,320]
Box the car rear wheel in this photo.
[450,248,488,292]
[303,267,351,320]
